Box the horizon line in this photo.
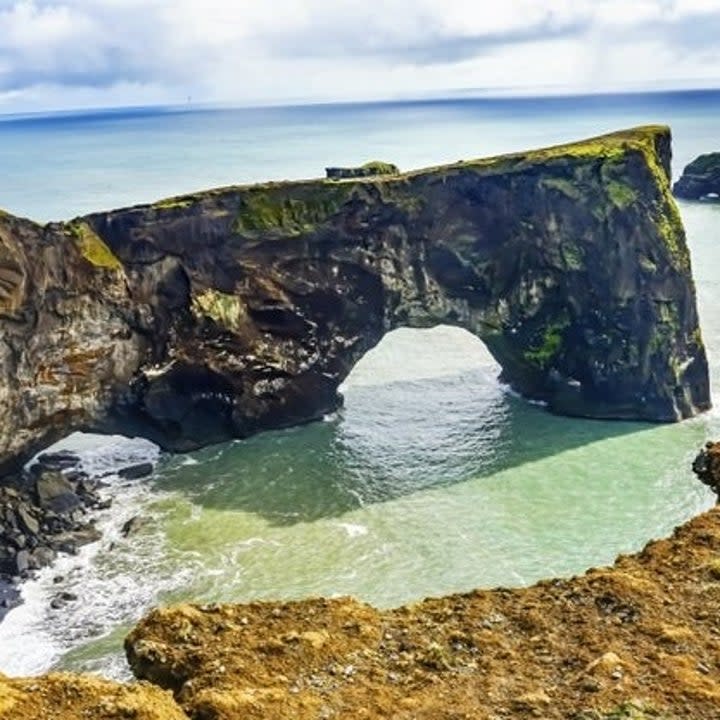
[2,84,720,124]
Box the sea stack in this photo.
[673,152,720,200]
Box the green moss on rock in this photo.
[540,177,583,200]
[607,181,639,209]
[524,317,570,368]
[153,197,195,211]
[234,184,352,235]
[361,161,400,176]
[191,289,245,330]
[67,222,122,270]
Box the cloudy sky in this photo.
[1,0,720,113]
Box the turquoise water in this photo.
[0,91,718,679]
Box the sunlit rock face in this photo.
[0,126,710,472]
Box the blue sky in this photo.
[1,0,720,112]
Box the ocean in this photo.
[0,90,718,679]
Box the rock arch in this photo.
[0,126,710,473]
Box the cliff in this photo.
[0,125,710,473]
[673,152,720,200]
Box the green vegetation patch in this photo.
[191,289,245,330]
[153,197,195,211]
[234,184,353,235]
[67,221,122,270]
[607,180,639,209]
[656,198,690,270]
[540,177,583,200]
[524,316,570,368]
[648,301,680,356]
[561,242,584,270]
[361,160,400,176]
[456,126,669,179]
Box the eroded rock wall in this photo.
[0,125,710,471]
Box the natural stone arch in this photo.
[0,126,710,473]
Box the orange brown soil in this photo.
[0,672,184,720]
[122,505,720,720]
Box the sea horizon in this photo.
[3,84,720,125]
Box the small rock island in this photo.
[0,125,710,478]
[673,152,720,199]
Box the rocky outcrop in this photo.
[0,126,710,474]
[0,452,107,618]
[673,152,720,199]
[0,672,185,720]
[121,504,720,719]
[693,440,720,499]
[325,161,400,179]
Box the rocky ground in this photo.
[0,450,153,620]
[0,672,184,720]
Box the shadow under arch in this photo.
[154,326,671,526]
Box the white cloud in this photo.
[0,0,719,112]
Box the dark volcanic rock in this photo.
[673,152,720,200]
[0,126,711,477]
[118,462,154,480]
[33,450,82,473]
[0,578,20,619]
[0,457,106,614]
[693,441,720,500]
[35,471,81,514]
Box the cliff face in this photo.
[0,126,710,471]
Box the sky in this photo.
[1,0,720,113]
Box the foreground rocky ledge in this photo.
[0,673,184,720]
[0,125,711,476]
[7,502,720,719]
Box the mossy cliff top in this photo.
[143,125,671,204]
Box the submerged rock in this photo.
[673,152,720,200]
[0,126,710,476]
[121,515,148,537]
